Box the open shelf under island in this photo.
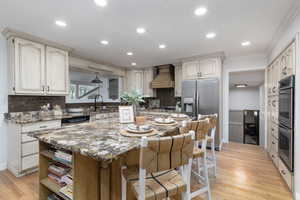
[28,114,188,200]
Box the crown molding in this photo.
[1,27,73,52]
[266,0,300,56]
[180,51,226,63]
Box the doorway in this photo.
[228,70,265,146]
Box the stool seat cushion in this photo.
[123,167,186,200]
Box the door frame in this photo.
[223,66,266,148]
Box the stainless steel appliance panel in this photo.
[196,79,219,115]
[182,80,197,117]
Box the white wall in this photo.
[229,87,260,110]
[222,54,267,143]
[0,35,8,171]
[267,6,300,199]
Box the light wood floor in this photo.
[0,142,293,200]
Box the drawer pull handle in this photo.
[272,142,275,144]
[40,126,48,128]
[281,170,286,175]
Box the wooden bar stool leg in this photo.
[211,138,217,177]
[121,172,126,200]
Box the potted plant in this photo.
[120,91,145,116]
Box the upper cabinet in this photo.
[13,38,45,95]
[143,68,155,97]
[8,37,69,96]
[182,58,222,80]
[267,41,296,97]
[174,64,182,97]
[45,46,69,95]
[280,42,296,79]
[124,68,155,97]
[182,61,199,80]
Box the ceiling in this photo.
[0,0,296,68]
[229,70,265,88]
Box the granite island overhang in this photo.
[27,116,187,200]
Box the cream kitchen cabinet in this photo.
[280,42,296,79]
[8,37,69,96]
[46,46,69,95]
[124,70,144,95]
[182,58,221,80]
[199,58,221,78]
[175,64,182,97]
[7,120,61,177]
[182,61,199,80]
[124,69,155,97]
[143,68,155,97]
[10,38,46,95]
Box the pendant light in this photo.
[91,73,103,84]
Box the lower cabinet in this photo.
[279,159,293,191]
[268,121,293,192]
[7,120,61,177]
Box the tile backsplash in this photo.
[8,95,66,112]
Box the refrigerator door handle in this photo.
[194,83,197,118]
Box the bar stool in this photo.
[121,132,194,200]
[181,119,212,200]
[198,114,218,177]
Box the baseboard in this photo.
[0,162,7,171]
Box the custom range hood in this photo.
[151,65,175,89]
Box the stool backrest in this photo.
[140,133,194,173]
[198,114,218,129]
[195,119,210,141]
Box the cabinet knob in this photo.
[281,170,286,175]
[42,86,45,92]
[47,86,50,92]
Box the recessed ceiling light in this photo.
[94,0,107,7]
[235,84,248,88]
[55,20,67,27]
[159,44,166,49]
[100,40,109,45]
[127,52,133,56]
[206,32,216,39]
[136,27,146,34]
[241,41,251,46]
[131,62,137,66]
[194,7,207,16]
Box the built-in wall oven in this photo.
[278,75,295,172]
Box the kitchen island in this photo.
[28,114,188,200]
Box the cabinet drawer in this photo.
[21,134,37,143]
[21,120,61,133]
[21,154,38,171]
[22,141,38,156]
[271,137,278,153]
[279,159,293,191]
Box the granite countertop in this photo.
[4,110,119,124]
[27,114,189,163]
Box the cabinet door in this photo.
[182,61,199,80]
[199,58,219,78]
[46,46,69,95]
[175,65,182,97]
[267,66,273,96]
[143,69,154,97]
[14,38,45,94]
[134,71,144,95]
[272,59,280,95]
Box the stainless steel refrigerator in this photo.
[181,79,221,150]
